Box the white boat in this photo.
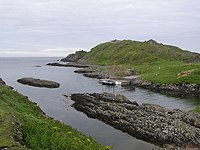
[101,79,116,86]
[99,63,116,86]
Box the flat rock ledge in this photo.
[17,77,60,88]
[74,68,94,74]
[46,62,89,68]
[71,93,200,148]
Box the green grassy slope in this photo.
[134,61,200,84]
[81,39,200,84]
[82,39,200,65]
[0,85,109,150]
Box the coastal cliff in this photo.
[61,50,87,62]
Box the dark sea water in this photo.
[0,57,199,150]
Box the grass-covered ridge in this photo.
[0,85,109,150]
[82,39,200,65]
[80,39,200,84]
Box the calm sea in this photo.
[0,57,199,150]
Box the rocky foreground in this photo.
[17,77,60,88]
[71,93,200,148]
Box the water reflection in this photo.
[101,84,115,94]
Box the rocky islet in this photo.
[17,77,60,88]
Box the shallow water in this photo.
[0,57,199,150]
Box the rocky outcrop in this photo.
[0,78,6,85]
[83,73,103,79]
[131,78,200,96]
[61,50,87,62]
[71,93,200,148]
[74,67,105,79]
[47,62,89,68]
[74,68,94,74]
[17,77,60,88]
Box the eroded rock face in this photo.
[0,78,6,85]
[61,50,87,62]
[70,93,200,148]
[17,77,60,88]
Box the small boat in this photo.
[101,79,116,86]
[100,63,116,86]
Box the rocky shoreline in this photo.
[131,78,200,97]
[70,93,200,149]
[73,67,200,96]
[17,77,60,88]
[73,68,103,78]
[47,62,89,68]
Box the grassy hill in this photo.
[82,39,200,65]
[0,85,109,150]
[80,39,200,84]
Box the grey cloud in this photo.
[0,0,199,56]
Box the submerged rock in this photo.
[17,77,60,88]
[70,93,200,148]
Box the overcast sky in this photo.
[0,0,199,57]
